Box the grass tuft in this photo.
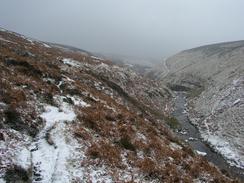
[165,116,180,129]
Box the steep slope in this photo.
[159,41,244,171]
[0,28,237,182]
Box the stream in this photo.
[172,92,244,181]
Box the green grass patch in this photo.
[166,116,181,129]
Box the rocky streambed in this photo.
[172,92,244,181]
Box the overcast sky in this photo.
[1,0,244,62]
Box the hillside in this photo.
[0,28,238,182]
[158,41,244,172]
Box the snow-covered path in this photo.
[30,105,76,183]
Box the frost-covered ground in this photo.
[31,98,77,183]
[187,76,244,169]
[160,41,244,170]
[0,95,118,183]
[0,28,237,182]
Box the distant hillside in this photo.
[48,42,91,55]
[162,40,244,84]
[159,40,244,170]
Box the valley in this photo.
[155,41,244,182]
[172,92,244,180]
[0,28,242,183]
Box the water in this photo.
[172,92,244,181]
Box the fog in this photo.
[1,0,244,64]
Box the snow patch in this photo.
[204,135,244,169]
[91,55,104,61]
[28,95,92,182]
[136,132,147,142]
[94,63,109,71]
[195,150,207,156]
[67,95,90,107]
[62,58,81,68]
[188,137,198,141]
[0,102,6,107]
[88,165,113,183]
[15,148,31,170]
[0,129,31,178]
[62,74,75,82]
[20,35,35,45]
[233,98,241,106]
[31,103,77,183]
[169,142,182,150]
[42,43,51,48]
[40,105,76,127]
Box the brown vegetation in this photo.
[0,29,238,182]
[86,140,122,167]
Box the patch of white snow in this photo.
[205,135,244,169]
[62,58,81,68]
[233,98,241,106]
[15,147,31,170]
[42,43,51,48]
[169,142,183,150]
[67,95,90,107]
[195,150,207,156]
